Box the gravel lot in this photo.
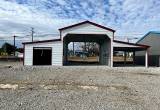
[0,61,160,110]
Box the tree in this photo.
[81,42,99,56]
[1,42,16,55]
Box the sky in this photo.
[0,0,160,47]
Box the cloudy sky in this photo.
[0,0,160,47]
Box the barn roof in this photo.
[59,20,115,32]
[114,40,150,48]
[22,39,61,45]
[137,31,160,43]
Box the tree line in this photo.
[0,42,20,56]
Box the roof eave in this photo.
[23,39,61,45]
[114,40,150,48]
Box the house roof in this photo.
[22,39,61,45]
[59,20,116,32]
[114,40,150,48]
[136,31,160,43]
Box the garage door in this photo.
[33,47,52,65]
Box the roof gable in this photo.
[59,20,115,32]
[137,31,160,43]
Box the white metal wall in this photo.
[24,41,63,66]
[61,23,114,39]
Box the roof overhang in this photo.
[113,40,150,51]
[22,39,61,45]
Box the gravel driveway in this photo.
[0,62,160,110]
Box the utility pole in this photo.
[13,35,17,56]
[73,42,74,56]
[31,27,35,42]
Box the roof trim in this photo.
[136,31,160,43]
[59,20,115,32]
[114,40,150,48]
[22,39,61,45]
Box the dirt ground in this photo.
[0,61,160,110]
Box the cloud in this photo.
[0,0,160,46]
[0,0,78,37]
[107,0,160,40]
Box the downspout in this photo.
[60,30,63,66]
[110,32,114,67]
[23,44,25,66]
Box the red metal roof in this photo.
[23,39,61,45]
[59,20,115,32]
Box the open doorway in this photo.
[33,47,52,65]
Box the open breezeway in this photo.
[63,34,111,66]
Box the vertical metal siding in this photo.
[24,41,63,66]
[61,23,113,39]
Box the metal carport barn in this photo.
[23,20,150,67]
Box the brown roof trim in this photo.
[59,20,115,32]
[23,39,61,44]
[113,40,150,48]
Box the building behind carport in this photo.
[136,31,160,67]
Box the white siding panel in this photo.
[24,46,33,65]
[24,41,63,66]
[61,23,113,39]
